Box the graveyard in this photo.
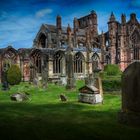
[0,71,140,140]
[1,0,140,139]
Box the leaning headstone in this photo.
[10,92,30,102]
[118,61,140,126]
[60,94,67,102]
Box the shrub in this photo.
[102,79,121,91]
[104,64,121,76]
[7,65,22,85]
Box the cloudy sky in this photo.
[0,0,140,49]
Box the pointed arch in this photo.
[53,50,65,74]
[30,49,42,73]
[38,33,47,48]
[74,52,85,73]
[2,46,18,71]
[130,29,140,60]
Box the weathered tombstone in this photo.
[60,75,67,86]
[33,76,39,87]
[118,61,140,126]
[10,92,30,102]
[78,85,103,104]
[60,94,67,102]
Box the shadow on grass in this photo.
[0,101,140,140]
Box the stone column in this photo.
[48,56,53,79]
[85,29,94,86]
[61,57,66,75]
[66,24,75,89]
[100,31,105,69]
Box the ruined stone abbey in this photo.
[0,11,140,82]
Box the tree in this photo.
[7,64,22,85]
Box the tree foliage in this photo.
[7,65,22,85]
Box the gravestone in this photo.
[78,85,103,104]
[10,92,30,102]
[60,75,67,86]
[33,76,39,87]
[118,61,140,126]
[60,94,67,102]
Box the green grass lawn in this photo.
[0,81,140,140]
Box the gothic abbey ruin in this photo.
[0,11,140,82]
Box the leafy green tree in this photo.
[104,64,121,76]
[7,65,22,85]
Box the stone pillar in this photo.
[48,57,53,78]
[95,76,103,98]
[56,15,62,48]
[47,33,53,48]
[100,31,105,69]
[85,29,94,86]
[108,12,117,64]
[61,58,66,75]
[73,17,79,48]
[66,24,75,89]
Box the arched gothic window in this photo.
[53,52,63,73]
[131,30,140,60]
[39,34,46,48]
[74,52,84,73]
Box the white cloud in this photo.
[35,8,52,18]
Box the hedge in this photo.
[102,79,121,91]
[104,64,121,76]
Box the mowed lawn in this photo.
[0,81,140,140]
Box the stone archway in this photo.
[0,46,18,83]
[38,33,47,48]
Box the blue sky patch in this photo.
[0,0,139,49]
